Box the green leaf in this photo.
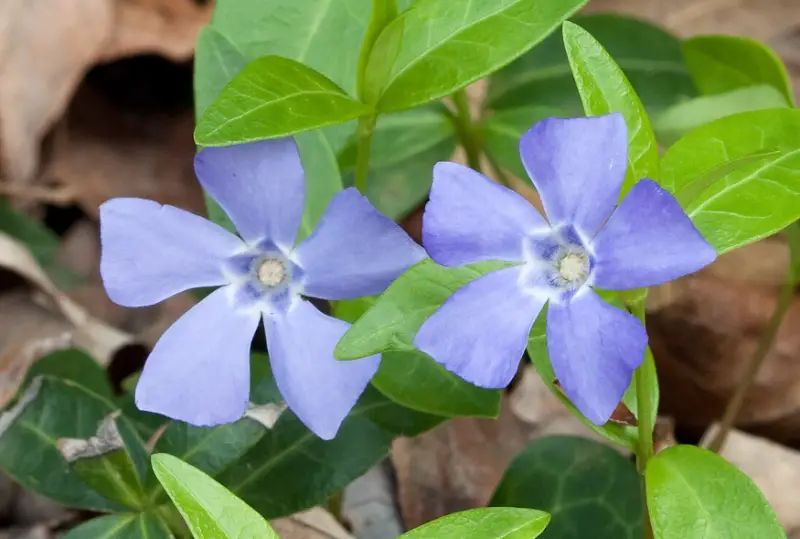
[646,445,783,539]
[194,26,248,118]
[296,130,345,239]
[491,436,643,538]
[358,0,399,100]
[400,507,551,538]
[0,198,59,266]
[336,258,512,359]
[488,13,696,114]
[480,106,564,180]
[63,513,174,539]
[0,377,146,511]
[195,56,373,146]
[152,454,278,539]
[661,108,800,254]
[682,35,795,105]
[364,0,586,112]
[527,308,639,450]
[562,21,659,191]
[23,348,113,400]
[654,85,789,145]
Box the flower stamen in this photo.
[257,258,286,287]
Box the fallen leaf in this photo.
[271,507,355,539]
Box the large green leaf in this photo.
[0,377,145,511]
[400,507,551,538]
[488,14,695,114]
[682,35,795,105]
[646,445,783,539]
[491,436,642,539]
[195,56,372,146]
[62,513,174,539]
[23,348,113,400]
[654,85,789,145]
[562,21,659,192]
[661,108,800,254]
[152,454,278,539]
[194,26,248,118]
[363,0,586,112]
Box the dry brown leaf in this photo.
[271,507,354,539]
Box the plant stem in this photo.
[631,298,655,539]
[485,151,513,188]
[451,89,482,172]
[707,263,795,453]
[354,114,377,194]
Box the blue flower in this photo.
[100,138,426,439]
[414,114,716,425]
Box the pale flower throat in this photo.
[557,252,590,283]
[257,258,287,287]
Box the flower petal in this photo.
[265,300,380,440]
[100,198,244,307]
[135,287,258,426]
[592,179,717,289]
[292,188,426,300]
[415,266,545,388]
[520,114,627,235]
[423,162,548,266]
[194,139,305,249]
[546,289,647,425]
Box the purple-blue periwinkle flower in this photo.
[414,114,717,425]
[100,138,426,439]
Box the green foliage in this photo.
[646,445,784,539]
[562,21,659,192]
[491,436,643,538]
[363,0,586,111]
[400,507,551,538]
[661,108,800,254]
[62,513,174,539]
[152,454,278,539]
[195,56,373,146]
[0,198,60,266]
[682,35,795,105]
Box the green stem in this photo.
[485,151,513,188]
[707,262,795,453]
[451,89,482,172]
[631,298,655,539]
[354,114,377,194]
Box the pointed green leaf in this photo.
[364,0,586,112]
[24,348,113,400]
[682,35,795,105]
[195,56,372,146]
[194,26,248,118]
[491,436,643,538]
[152,454,278,539]
[562,21,659,191]
[646,445,783,539]
[63,513,174,539]
[400,507,550,538]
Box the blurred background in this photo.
[0,0,798,537]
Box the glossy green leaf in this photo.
[661,108,800,254]
[153,454,278,539]
[563,21,659,191]
[655,85,788,145]
[63,513,174,539]
[480,106,564,180]
[646,445,783,539]
[527,308,639,450]
[682,35,795,105]
[194,26,248,118]
[336,258,512,359]
[400,507,550,538]
[195,56,372,146]
[23,348,113,400]
[491,436,642,538]
[358,0,399,99]
[0,198,59,266]
[488,14,695,114]
[0,377,146,511]
[364,0,586,112]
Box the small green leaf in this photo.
[358,0,398,100]
[480,106,564,180]
[364,0,586,112]
[661,108,800,254]
[682,35,795,105]
[63,513,175,539]
[195,56,373,146]
[336,258,512,359]
[296,130,345,240]
[488,13,695,114]
[0,198,59,266]
[400,507,551,538]
[527,308,639,450]
[152,454,278,539]
[491,436,643,538]
[23,348,113,400]
[646,445,783,539]
[654,85,789,145]
[194,26,248,118]
[563,21,659,192]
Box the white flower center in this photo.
[257,258,286,287]
[557,252,589,283]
